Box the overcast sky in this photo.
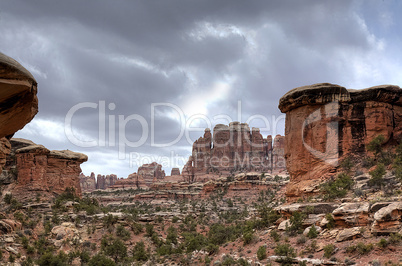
[1,0,402,177]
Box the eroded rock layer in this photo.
[10,138,87,198]
[182,122,285,181]
[279,83,402,200]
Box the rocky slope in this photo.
[279,83,402,200]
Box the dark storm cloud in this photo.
[1,0,401,176]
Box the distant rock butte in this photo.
[279,83,402,200]
[0,53,38,171]
[182,122,285,182]
[138,162,165,186]
[80,162,166,192]
[109,173,148,190]
[9,138,87,198]
[171,167,180,176]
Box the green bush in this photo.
[101,235,127,263]
[325,213,335,229]
[132,241,149,261]
[88,254,116,266]
[4,193,12,204]
[286,211,305,236]
[243,231,254,245]
[116,225,131,241]
[368,163,386,188]
[270,230,281,242]
[307,225,318,239]
[323,244,335,258]
[274,243,296,263]
[166,226,178,245]
[377,238,388,249]
[367,135,385,159]
[320,173,354,200]
[257,245,267,260]
[37,251,68,266]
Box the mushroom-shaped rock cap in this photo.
[349,85,402,105]
[0,53,38,138]
[279,83,349,113]
[49,150,88,162]
[279,83,402,113]
[0,52,36,83]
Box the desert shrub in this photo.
[37,251,68,266]
[307,225,318,239]
[389,232,402,244]
[320,173,353,200]
[297,235,307,244]
[377,238,388,249]
[116,225,131,241]
[166,226,178,245]
[257,245,267,260]
[270,230,281,242]
[101,235,127,263]
[341,156,354,172]
[88,254,116,266]
[367,135,385,159]
[131,222,143,235]
[103,214,118,228]
[4,193,12,204]
[243,231,255,245]
[132,241,149,261]
[325,213,335,229]
[368,163,386,188]
[393,143,402,181]
[346,242,373,255]
[323,244,335,258]
[255,204,280,229]
[172,216,179,223]
[286,211,305,236]
[274,243,296,264]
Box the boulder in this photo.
[336,227,362,242]
[372,202,402,234]
[332,202,370,227]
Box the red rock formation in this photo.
[96,174,118,190]
[109,173,148,190]
[0,53,38,171]
[171,168,180,176]
[182,122,285,181]
[138,162,165,186]
[279,83,402,200]
[10,138,87,198]
[79,172,97,192]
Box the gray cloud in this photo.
[1,0,401,177]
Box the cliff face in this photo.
[182,122,285,182]
[9,138,87,198]
[96,174,118,190]
[279,83,402,200]
[0,53,38,172]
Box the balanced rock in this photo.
[279,83,402,200]
[10,138,87,198]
